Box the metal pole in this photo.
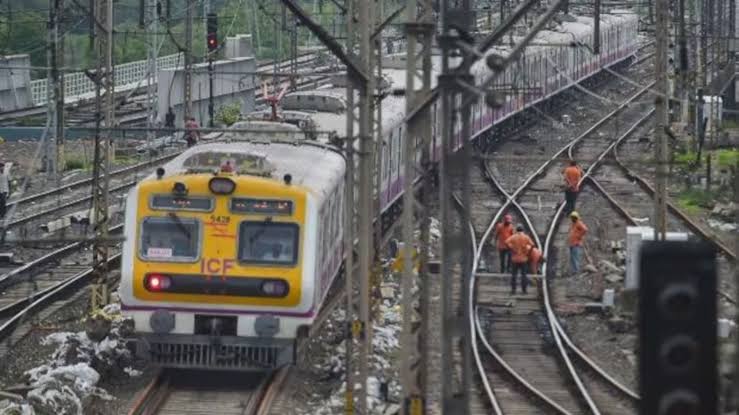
[54,0,65,176]
[147,0,159,144]
[208,58,214,127]
[203,0,209,33]
[290,15,298,90]
[47,0,58,175]
[344,136,356,414]
[344,0,358,411]
[594,0,600,55]
[184,0,193,123]
[678,0,689,124]
[401,0,434,411]
[357,0,375,411]
[654,0,669,239]
[439,0,473,412]
[90,0,113,310]
[372,0,384,322]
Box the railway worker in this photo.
[568,211,589,275]
[0,162,8,218]
[562,160,583,214]
[529,246,545,274]
[505,225,535,295]
[185,117,200,147]
[493,214,515,273]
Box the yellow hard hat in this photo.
[570,211,580,219]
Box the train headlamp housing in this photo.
[209,177,236,195]
[261,280,289,297]
[145,274,172,291]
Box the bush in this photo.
[215,102,242,127]
[64,157,87,171]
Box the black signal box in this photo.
[639,240,717,415]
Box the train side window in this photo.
[238,221,300,266]
[140,216,200,261]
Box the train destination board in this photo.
[231,198,293,215]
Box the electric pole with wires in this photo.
[654,0,669,239]
[90,0,114,310]
[400,0,435,411]
[47,0,65,177]
[146,0,159,145]
[274,0,377,413]
[184,0,194,123]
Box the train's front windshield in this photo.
[238,221,299,266]
[140,216,200,261]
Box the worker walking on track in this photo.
[494,214,514,273]
[568,211,588,275]
[505,225,535,295]
[562,160,583,213]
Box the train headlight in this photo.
[261,280,288,297]
[209,177,236,194]
[145,274,172,291]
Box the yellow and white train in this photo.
[119,142,346,369]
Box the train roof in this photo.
[155,142,345,200]
[301,10,636,137]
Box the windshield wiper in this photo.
[248,217,273,244]
[168,212,192,240]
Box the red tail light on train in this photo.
[145,274,172,291]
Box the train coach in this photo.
[119,10,639,371]
[119,142,346,370]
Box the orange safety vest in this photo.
[494,222,514,251]
[568,220,588,247]
[505,233,534,264]
[564,166,583,192]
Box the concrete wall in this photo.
[0,55,33,112]
[157,56,257,127]
[225,35,254,60]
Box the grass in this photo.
[716,148,739,168]
[673,150,698,166]
[676,188,715,215]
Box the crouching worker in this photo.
[505,225,535,295]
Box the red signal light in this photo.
[146,274,172,291]
[207,33,218,52]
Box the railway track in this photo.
[467,69,656,413]
[127,366,289,415]
[470,50,733,415]
[0,225,124,343]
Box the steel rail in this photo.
[478,159,600,414]
[8,181,134,229]
[451,193,504,415]
[0,251,123,341]
[609,146,737,261]
[0,224,124,339]
[468,85,655,413]
[253,366,291,415]
[6,151,179,212]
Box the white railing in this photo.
[30,53,183,105]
